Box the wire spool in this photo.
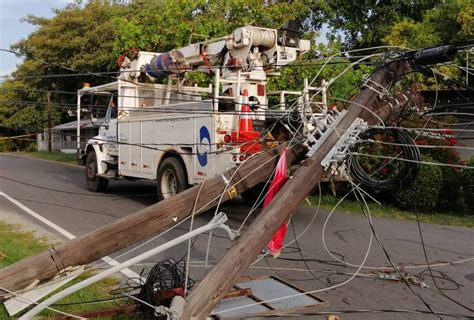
[251,29,277,48]
[348,128,420,191]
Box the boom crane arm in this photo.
[118,25,310,82]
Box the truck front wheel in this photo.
[156,157,187,201]
[85,151,109,192]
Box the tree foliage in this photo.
[384,0,474,48]
[112,0,311,53]
[1,0,473,130]
[1,1,128,129]
[267,40,372,105]
[317,0,441,48]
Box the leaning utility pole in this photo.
[181,60,411,319]
[0,143,305,297]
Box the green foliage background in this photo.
[1,0,473,129]
[393,156,443,212]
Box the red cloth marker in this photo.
[266,148,289,258]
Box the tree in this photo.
[12,2,127,92]
[267,40,373,107]
[384,0,474,48]
[384,0,473,83]
[2,2,129,129]
[112,0,312,53]
[315,0,441,48]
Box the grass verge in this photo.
[307,194,474,228]
[0,221,123,318]
[23,151,78,165]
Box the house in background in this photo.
[419,89,474,160]
[37,118,102,153]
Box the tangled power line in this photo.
[1,43,473,319]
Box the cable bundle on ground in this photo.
[349,128,420,190]
[136,259,194,317]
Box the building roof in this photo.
[53,118,104,131]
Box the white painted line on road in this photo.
[0,191,140,280]
[0,192,75,239]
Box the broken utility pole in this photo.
[181,60,411,319]
[0,143,305,297]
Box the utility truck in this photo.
[77,25,316,201]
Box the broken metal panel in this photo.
[213,296,270,318]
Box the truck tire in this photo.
[241,183,267,208]
[156,157,187,201]
[85,151,109,192]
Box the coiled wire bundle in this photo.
[349,128,420,190]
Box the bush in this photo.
[393,156,443,212]
[26,142,38,152]
[416,135,464,210]
[0,139,14,152]
[437,167,463,210]
[462,156,474,214]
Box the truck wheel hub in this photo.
[161,169,177,199]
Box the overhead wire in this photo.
[216,188,374,316]
[2,43,470,318]
[0,286,84,319]
[414,211,474,313]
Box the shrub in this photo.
[416,135,463,210]
[437,167,463,210]
[0,139,14,152]
[393,156,443,212]
[462,156,474,214]
[26,142,38,152]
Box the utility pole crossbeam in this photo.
[0,144,305,297]
[181,61,411,320]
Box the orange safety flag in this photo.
[266,147,289,258]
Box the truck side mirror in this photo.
[91,113,99,126]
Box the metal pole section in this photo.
[213,68,220,111]
[279,91,285,111]
[322,79,328,114]
[76,92,82,163]
[19,213,234,320]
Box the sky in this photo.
[0,0,72,76]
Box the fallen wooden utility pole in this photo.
[181,60,411,319]
[0,143,305,297]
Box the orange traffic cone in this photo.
[232,89,261,154]
[239,89,254,132]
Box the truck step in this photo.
[98,171,118,179]
[102,159,118,167]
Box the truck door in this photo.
[104,95,118,154]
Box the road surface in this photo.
[0,153,473,319]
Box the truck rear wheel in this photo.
[85,151,109,192]
[156,157,187,201]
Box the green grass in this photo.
[24,151,78,165]
[306,194,474,228]
[0,221,127,319]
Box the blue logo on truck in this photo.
[197,126,210,166]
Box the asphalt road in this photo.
[0,153,473,319]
